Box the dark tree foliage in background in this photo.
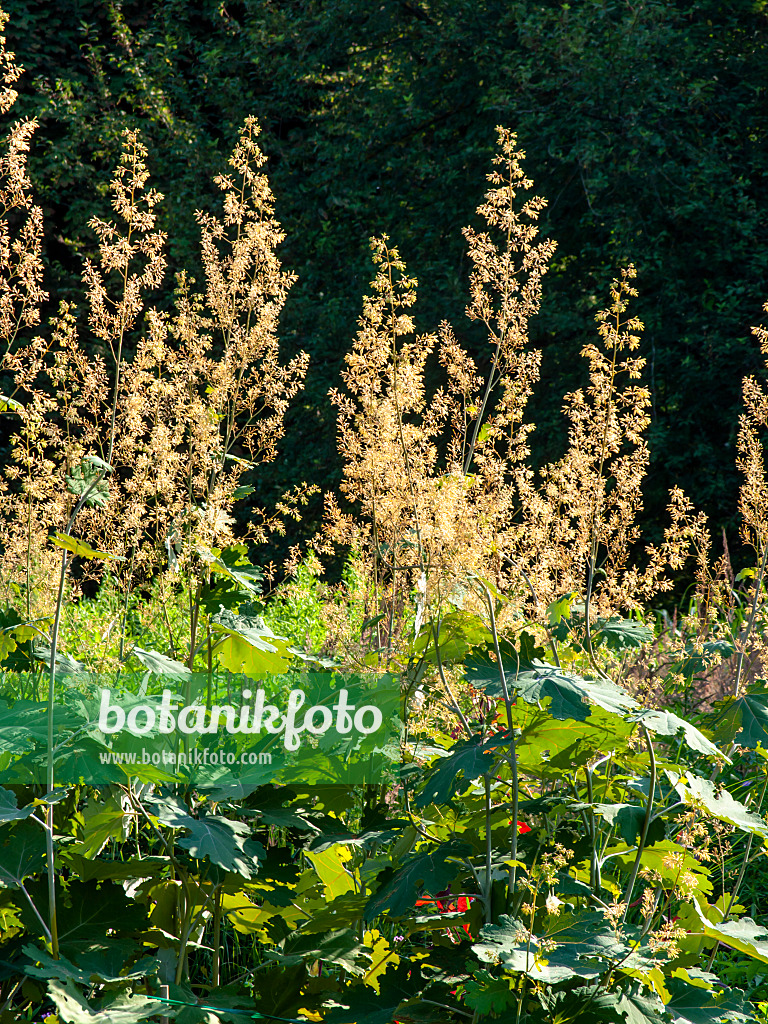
[4,0,768,581]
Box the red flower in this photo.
[508,819,531,833]
[414,890,475,938]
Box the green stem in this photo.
[622,724,656,923]
[585,766,599,892]
[483,775,493,924]
[45,471,105,958]
[733,538,768,698]
[484,586,520,907]
[212,885,222,987]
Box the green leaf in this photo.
[321,962,421,1024]
[463,971,515,1015]
[543,983,667,1024]
[473,911,630,983]
[23,946,92,985]
[614,983,670,1023]
[81,454,113,473]
[608,841,713,896]
[634,709,724,760]
[413,610,492,664]
[0,786,34,824]
[65,853,170,884]
[735,567,757,582]
[307,845,357,900]
[415,734,497,807]
[0,820,46,887]
[301,892,370,935]
[49,532,124,561]
[47,978,161,1023]
[0,394,23,414]
[593,617,654,651]
[516,707,634,777]
[675,639,735,680]
[283,927,364,974]
[55,881,147,955]
[0,628,16,664]
[675,773,768,839]
[691,898,768,964]
[547,593,578,626]
[0,611,52,668]
[24,943,160,985]
[593,803,664,846]
[712,683,768,749]
[210,611,294,677]
[74,797,128,858]
[64,461,110,508]
[467,640,637,721]
[666,970,751,1024]
[131,646,192,678]
[32,642,84,676]
[148,796,264,876]
[0,699,82,755]
[198,544,263,596]
[462,636,534,687]
[530,668,638,719]
[364,841,470,920]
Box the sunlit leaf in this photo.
[691,898,768,965]
[593,617,654,651]
[675,772,768,839]
[0,394,22,413]
[210,611,294,677]
[413,610,491,664]
[131,646,192,678]
[47,978,161,1023]
[361,929,400,992]
[634,709,724,760]
[607,841,713,895]
[307,845,357,900]
[49,532,124,561]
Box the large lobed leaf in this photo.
[674,773,768,839]
[713,682,768,750]
[415,734,497,807]
[466,637,637,721]
[364,841,470,921]
[147,795,264,876]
